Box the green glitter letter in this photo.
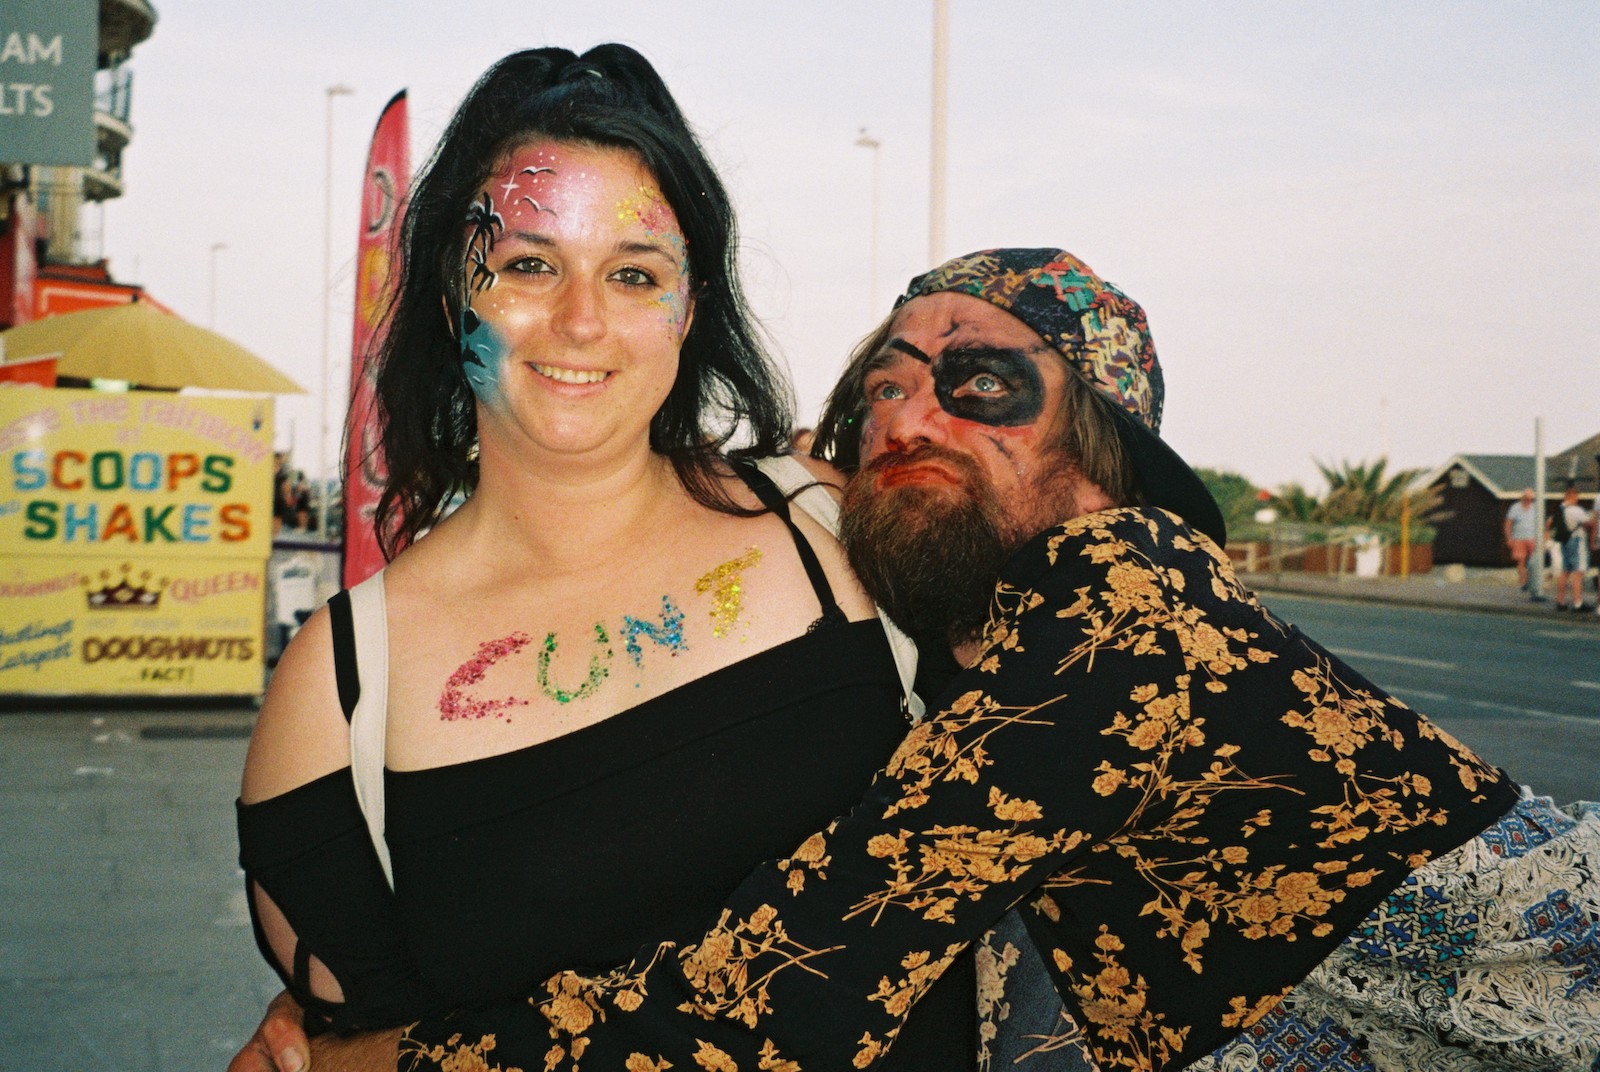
[536,623,613,704]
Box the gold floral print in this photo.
[398,1030,522,1072]
[399,508,1514,1072]
[1283,657,1455,849]
[861,943,966,1064]
[678,905,843,1027]
[1054,927,1188,1072]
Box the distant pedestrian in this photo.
[1550,483,1594,611]
[1504,487,1539,591]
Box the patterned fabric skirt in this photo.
[1192,791,1600,1072]
[982,793,1600,1071]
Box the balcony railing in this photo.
[95,65,134,125]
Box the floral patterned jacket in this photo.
[400,508,1516,1072]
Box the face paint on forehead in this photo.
[488,145,562,222]
[932,345,1047,428]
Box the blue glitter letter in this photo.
[621,595,688,668]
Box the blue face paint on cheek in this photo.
[459,307,508,402]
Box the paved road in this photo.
[1261,592,1600,804]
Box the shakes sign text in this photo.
[0,391,273,558]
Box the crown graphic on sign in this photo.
[82,563,169,610]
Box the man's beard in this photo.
[840,445,1077,649]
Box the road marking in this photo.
[1393,687,1451,703]
[1537,629,1600,641]
[1463,699,1595,726]
[1574,681,1600,691]
[1327,647,1458,671]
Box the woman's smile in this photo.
[529,362,612,386]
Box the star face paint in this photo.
[454,141,692,458]
[615,186,691,336]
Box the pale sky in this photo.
[95,1,1598,492]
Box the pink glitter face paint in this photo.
[438,632,534,722]
[487,145,563,226]
[694,547,763,639]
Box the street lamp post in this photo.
[319,83,354,540]
[929,0,949,265]
[207,242,226,330]
[853,128,881,316]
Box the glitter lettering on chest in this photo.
[694,547,763,638]
[438,632,534,721]
[621,595,688,669]
[537,623,614,704]
[436,549,760,720]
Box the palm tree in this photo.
[1267,482,1321,523]
[1313,458,1441,526]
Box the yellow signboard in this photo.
[1,388,274,695]
[0,388,274,558]
[1,554,266,695]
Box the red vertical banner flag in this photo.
[342,90,410,588]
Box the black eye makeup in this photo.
[932,346,1044,426]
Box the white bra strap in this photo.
[753,454,925,721]
[346,571,394,889]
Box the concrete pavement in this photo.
[1240,567,1600,623]
[0,703,281,1072]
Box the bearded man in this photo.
[235,250,1598,1072]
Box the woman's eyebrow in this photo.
[616,239,681,260]
[499,231,556,247]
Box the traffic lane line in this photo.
[1327,647,1458,671]
[1387,689,1596,726]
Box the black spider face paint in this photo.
[930,345,1046,427]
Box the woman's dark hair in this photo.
[363,44,792,557]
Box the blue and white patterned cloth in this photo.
[1192,791,1600,1072]
[992,793,1600,1071]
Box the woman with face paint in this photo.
[231,44,979,1072]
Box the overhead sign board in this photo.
[0,0,97,168]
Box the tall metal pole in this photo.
[1531,416,1547,600]
[319,84,354,539]
[207,242,226,330]
[929,0,949,266]
[854,129,881,316]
